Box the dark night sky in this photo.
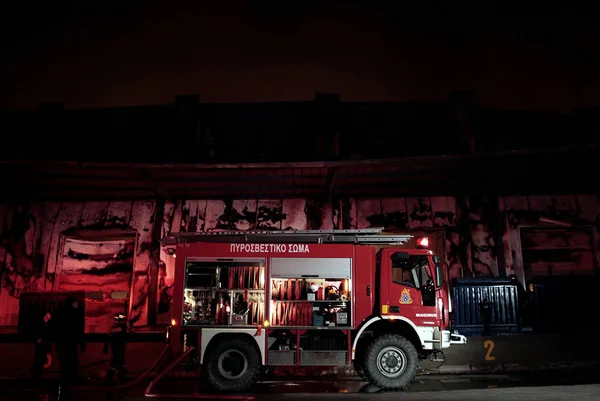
[2,2,599,112]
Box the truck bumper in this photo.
[441,330,467,348]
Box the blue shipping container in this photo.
[452,277,520,336]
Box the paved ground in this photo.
[2,367,599,401]
[4,383,600,401]
[277,385,600,400]
[1,331,598,400]
[1,332,598,380]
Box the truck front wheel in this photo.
[363,334,418,390]
[205,337,261,392]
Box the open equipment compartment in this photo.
[183,258,266,327]
[267,257,352,366]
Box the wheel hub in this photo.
[218,350,248,380]
[377,346,407,378]
[386,355,398,368]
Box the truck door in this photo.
[381,250,438,324]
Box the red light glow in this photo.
[417,237,429,248]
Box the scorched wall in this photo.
[1,195,599,330]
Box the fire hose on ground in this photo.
[39,343,162,377]
[68,343,171,392]
[58,344,255,400]
[143,346,255,400]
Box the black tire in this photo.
[205,337,261,392]
[362,334,418,390]
[353,359,368,381]
[353,334,372,381]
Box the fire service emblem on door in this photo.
[399,288,413,304]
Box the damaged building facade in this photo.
[0,94,598,332]
[1,195,598,332]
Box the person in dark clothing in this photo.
[481,298,492,335]
[103,313,128,385]
[31,312,52,388]
[522,281,536,328]
[53,296,86,395]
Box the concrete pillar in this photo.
[146,198,165,326]
[315,93,341,160]
[449,90,479,154]
[174,94,202,162]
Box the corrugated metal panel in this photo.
[452,277,520,335]
[521,227,595,276]
[270,258,352,279]
[57,237,134,334]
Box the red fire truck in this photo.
[163,228,467,392]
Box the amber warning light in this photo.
[416,237,429,248]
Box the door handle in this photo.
[366,285,371,296]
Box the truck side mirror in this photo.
[435,264,444,289]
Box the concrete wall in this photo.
[2,194,599,329]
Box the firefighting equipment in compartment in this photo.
[246,300,264,326]
[215,298,230,325]
[340,279,349,297]
[325,285,339,300]
[270,301,315,326]
[273,278,311,301]
[227,265,265,290]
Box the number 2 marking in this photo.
[484,340,496,361]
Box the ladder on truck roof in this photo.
[161,228,414,246]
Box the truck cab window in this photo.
[391,255,432,289]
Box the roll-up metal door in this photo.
[270,258,352,279]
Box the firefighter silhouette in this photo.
[31,311,52,387]
[103,313,128,384]
[481,298,492,335]
[53,296,86,391]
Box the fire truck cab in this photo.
[163,228,466,392]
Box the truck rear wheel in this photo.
[363,334,418,390]
[205,337,261,392]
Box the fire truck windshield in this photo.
[391,255,432,289]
